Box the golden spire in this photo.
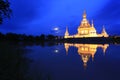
[101,25,109,37]
[102,26,107,34]
[91,20,94,27]
[65,26,69,36]
[102,25,108,34]
[83,10,87,19]
[79,10,91,28]
[102,25,105,33]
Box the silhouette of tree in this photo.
[27,35,35,42]
[0,0,11,24]
[40,34,45,41]
[0,32,4,40]
[46,35,55,40]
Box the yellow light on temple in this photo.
[64,11,109,38]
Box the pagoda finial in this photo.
[83,10,87,19]
[101,25,109,37]
[66,26,68,32]
[102,25,106,33]
[65,26,69,36]
[91,20,94,27]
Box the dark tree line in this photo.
[0,32,63,47]
[0,32,120,44]
[0,32,59,42]
[0,0,11,24]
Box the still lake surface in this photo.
[0,42,120,80]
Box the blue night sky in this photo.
[0,0,120,36]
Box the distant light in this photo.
[54,49,59,53]
[54,27,59,31]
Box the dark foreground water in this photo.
[0,42,120,80]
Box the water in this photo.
[0,42,120,80]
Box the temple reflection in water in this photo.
[64,43,109,68]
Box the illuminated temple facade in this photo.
[64,11,109,38]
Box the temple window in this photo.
[85,30,88,34]
[81,31,84,34]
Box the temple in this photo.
[64,11,109,38]
[64,43,109,68]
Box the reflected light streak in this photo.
[64,43,109,68]
[54,49,59,53]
